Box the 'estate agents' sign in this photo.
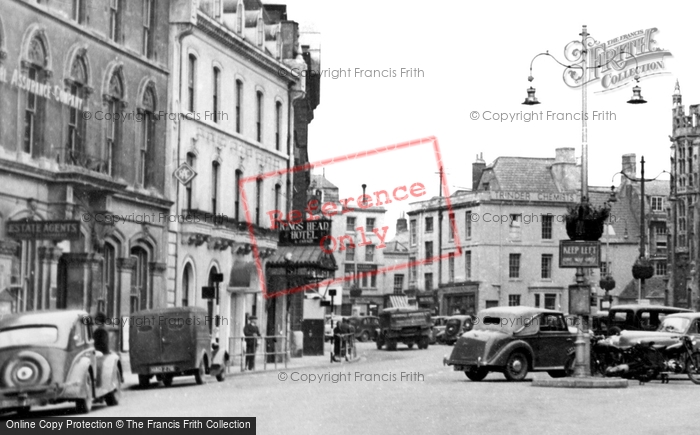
[559,240,601,268]
[7,220,81,240]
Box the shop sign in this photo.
[278,219,331,245]
[6,220,81,240]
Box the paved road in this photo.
[5,342,700,434]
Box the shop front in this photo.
[439,283,479,316]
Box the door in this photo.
[532,313,574,368]
[159,312,196,365]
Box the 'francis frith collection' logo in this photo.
[563,27,672,92]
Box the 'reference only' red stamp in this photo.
[239,136,460,299]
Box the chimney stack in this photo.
[396,213,408,233]
[622,154,637,179]
[472,153,486,190]
[555,147,576,163]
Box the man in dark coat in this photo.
[243,316,261,370]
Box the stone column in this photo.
[149,262,167,309]
[38,246,62,310]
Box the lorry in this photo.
[376,307,431,350]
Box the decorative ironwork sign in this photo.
[7,220,81,240]
[559,240,601,268]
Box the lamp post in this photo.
[524,25,648,378]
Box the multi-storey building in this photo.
[0,0,171,349]
[167,0,309,355]
[669,81,700,309]
[406,149,647,315]
[304,173,388,316]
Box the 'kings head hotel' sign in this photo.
[563,27,672,92]
[7,220,81,240]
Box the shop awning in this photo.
[386,295,410,308]
[228,261,258,287]
[266,245,337,271]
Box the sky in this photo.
[280,0,695,238]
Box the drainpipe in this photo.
[174,24,194,308]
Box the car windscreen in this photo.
[657,317,690,333]
[0,326,59,348]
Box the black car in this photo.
[346,316,380,342]
[607,305,692,335]
[443,315,474,345]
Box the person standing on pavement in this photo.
[243,316,261,370]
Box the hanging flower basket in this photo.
[632,258,654,280]
[564,200,611,241]
[599,275,616,291]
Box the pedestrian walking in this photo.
[243,316,261,370]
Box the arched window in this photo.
[130,246,150,312]
[67,56,87,159]
[140,86,156,187]
[235,80,243,133]
[275,101,282,151]
[105,71,124,176]
[182,263,194,306]
[23,36,48,155]
[256,91,263,142]
[185,152,196,210]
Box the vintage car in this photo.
[602,312,700,349]
[0,310,122,415]
[607,304,692,335]
[346,316,380,342]
[443,315,475,345]
[430,316,448,344]
[444,306,576,381]
[129,306,227,388]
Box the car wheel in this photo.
[465,368,489,382]
[376,338,383,349]
[608,326,622,336]
[75,372,93,414]
[104,367,122,406]
[15,406,31,416]
[162,374,174,387]
[138,375,150,388]
[503,352,529,381]
[386,339,397,351]
[194,359,205,385]
[215,367,226,382]
[359,331,370,342]
[407,343,414,349]
[419,337,429,350]
[687,352,700,385]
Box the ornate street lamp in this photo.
[524,26,650,379]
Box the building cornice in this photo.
[195,13,299,84]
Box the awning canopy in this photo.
[266,245,337,271]
[228,261,258,287]
[386,295,409,308]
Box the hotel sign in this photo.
[7,220,81,240]
[278,219,331,246]
[559,241,601,268]
[490,191,577,203]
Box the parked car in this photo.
[444,306,576,381]
[0,310,122,415]
[605,312,700,348]
[376,308,432,350]
[129,306,227,388]
[346,316,379,342]
[430,316,448,344]
[591,311,609,336]
[607,304,692,335]
[443,315,475,345]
